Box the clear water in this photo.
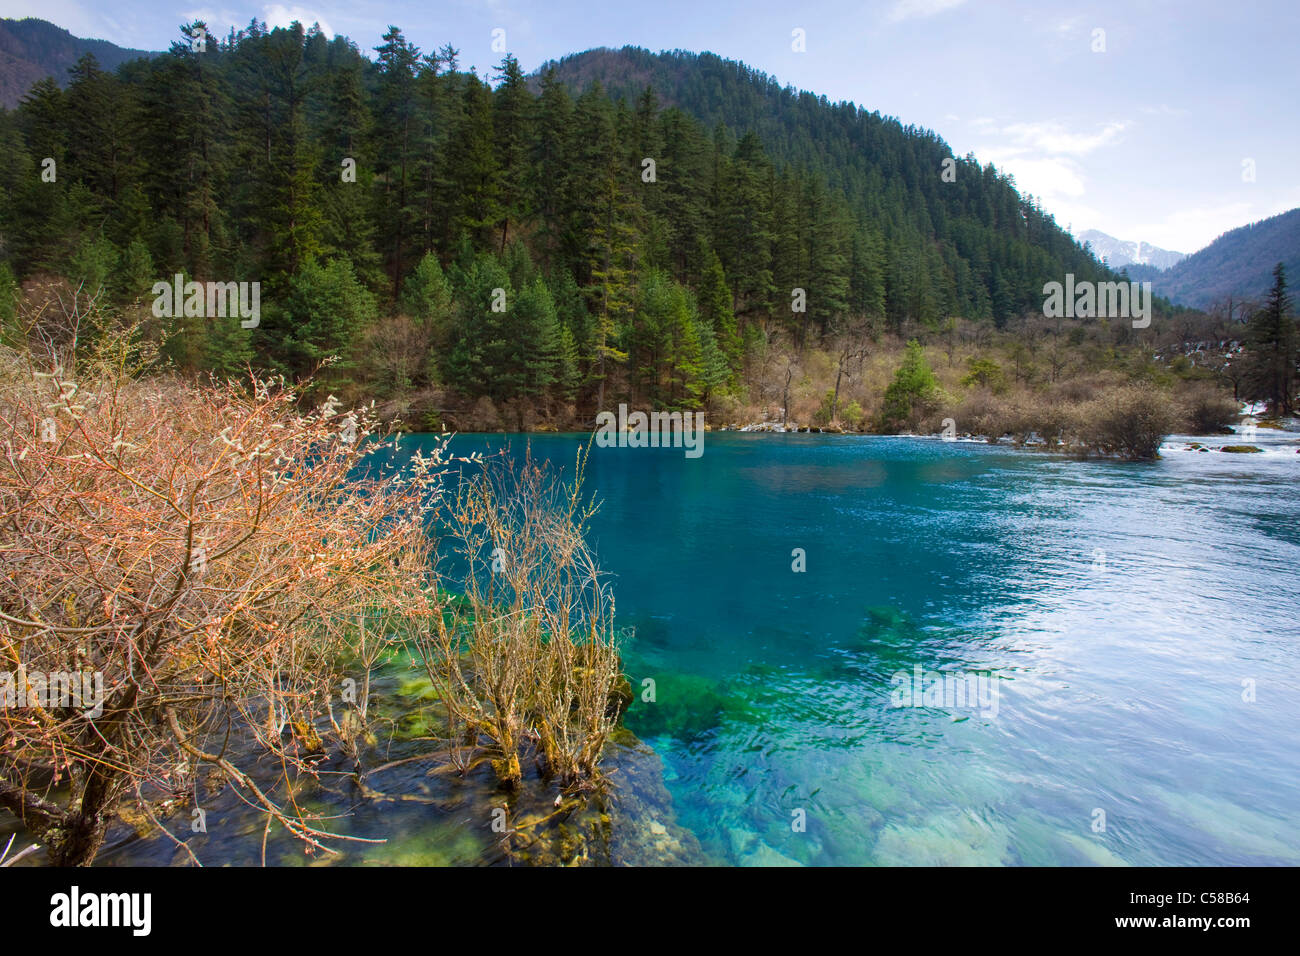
[28,428,1296,866]
[422,428,1300,866]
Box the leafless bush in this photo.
[419,449,623,793]
[0,332,449,865]
[950,388,1013,442]
[1074,384,1178,460]
[1180,384,1240,434]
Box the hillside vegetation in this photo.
[0,22,1285,448]
[0,17,155,108]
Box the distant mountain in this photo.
[1078,229,1185,271]
[1118,209,1300,310]
[0,18,156,108]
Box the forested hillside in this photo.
[540,46,1112,327]
[0,21,1210,432]
[0,18,155,108]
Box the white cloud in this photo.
[262,4,334,38]
[180,8,242,35]
[887,0,967,25]
[1053,16,1083,37]
[963,117,1132,227]
[979,152,1087,199]
[1001,120,1128,155]
[1121,202,1262,253]
[1138,104,1191,117]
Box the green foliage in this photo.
[814,389,837,426]
[0,262,19,346]
[114,239,155,305]
[960,357,1007,393]
[0,23,1140,424]
[841,400,866,429]
[1242,263,1296,415]
[880,340,939,431]
[275,258,376,383]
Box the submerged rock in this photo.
[737,841,804,867]
[873,810,1012,866]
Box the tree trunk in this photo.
[832,361,843,423]
[46,767,119,866]
[0,765,120,867]
[782,366,792,427]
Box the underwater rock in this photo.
[625,671,728,740]
[873,810,1012,866]
[737,841,804,867]
[727,827,760,857]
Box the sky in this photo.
[3,0,1296,254]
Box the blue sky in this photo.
[3,0,1296,253]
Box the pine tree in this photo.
[492,54,533,252]
[443,252,511,400]
[880,339,938,430]
[275,257,376,384]
[512,277,562,413]
[697,248,741,375]
[1243,263,1296,415]
[448,74,503,249]
[372,26,423,296]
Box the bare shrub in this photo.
[951,388,1013,442]
[419,450,623,792]
[1074,385,1178,460]
[1180,384,1240,434]
[464,395,503,431]
[1005,396,1072,447]
[0,338,447,865]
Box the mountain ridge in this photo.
[536,44,1120,325]
[1077,228,1185,271]
[1119,208,1300,310]
[0,17,156,108]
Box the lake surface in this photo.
[425,428,1300,866]
[57,427,1300,866]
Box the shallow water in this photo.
[425,427,1300,866]
[29,427,1298,866]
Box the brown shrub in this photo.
[0,341,445,865]
[419,451,623,792]
[1074,384,1178,460]
[1180,385,1240,435]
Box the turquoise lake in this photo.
[55,428,1300,867]
[426,429,1300,866]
